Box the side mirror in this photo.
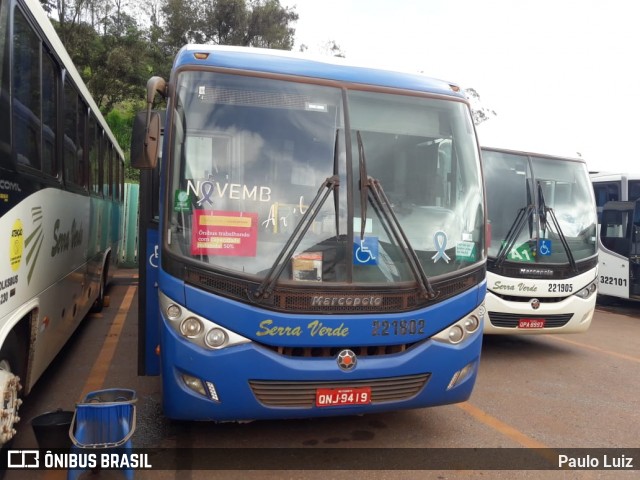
[131,111,161,169]
[131,76,167,169]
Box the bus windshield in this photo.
[166,71,483,284]
[483,149,597,264]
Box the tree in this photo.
[244,0,297,49]
[161,0,203,53]
[464,88,497,126]
[201,0,249,45]
[320,40,345,58]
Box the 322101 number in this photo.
[600,275,627,287]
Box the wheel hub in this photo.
[0,363,22,445]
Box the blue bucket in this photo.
[68,389,137,480]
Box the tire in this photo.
[0,332,24,447]
[91,270,106,312]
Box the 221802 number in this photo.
[372,319,425,336]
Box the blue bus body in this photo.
[138,46,486,421]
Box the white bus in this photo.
[481,145,598,334]
[0,0,124,445]
[590,172,640,301]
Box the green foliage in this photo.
[105,101,146,183]
[47,0,299,179]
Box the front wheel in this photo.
[0,333,24,446]
[91,267,108,313]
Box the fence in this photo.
[118,183,139,267]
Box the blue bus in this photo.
[133,46,487,421]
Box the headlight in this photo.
[448,325,465,344]
[159,292,250,350]
[180,317,203,337]
[464,315,480,333]
[433,304,484,345]
[575,281,597,299]
[205,328,228,348]
[166,304,182,319]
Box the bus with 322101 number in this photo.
[590,172,640,301]
[133,45,487,422]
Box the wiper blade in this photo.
[356,132,436,299]
[494,204,535,269]
[537,181,577,272]
[356,131,368,240]
[333,131,341,237]
[367,177,438,299]
[252,175,340,301]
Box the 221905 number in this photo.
[372,319,425,336]
[548,283,573,293]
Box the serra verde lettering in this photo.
[257,319,349,337]
[51,219,84,257]
[492,280,538,293]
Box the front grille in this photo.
[488,312,573,328]
[490,292,568,303]
[260,341,420,358]
[181,264,484,314]
[487,257,598,280]
[249,373,430,407]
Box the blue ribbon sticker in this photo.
[197,180,215,206]
[431,231,451,263]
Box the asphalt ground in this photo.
[3,267,639,479]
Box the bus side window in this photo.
[12,8,41,169]
[602,210,630,256]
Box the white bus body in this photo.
[481,145,598,335]
[0,0,124,444]
[590,172,640,300]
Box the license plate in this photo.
[316,387,371,407]
[518,318,545,329]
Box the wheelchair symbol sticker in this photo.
[538,239,552,256]
[353,237,379,266]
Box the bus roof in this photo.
[23,0,124,159]
[590,172,640,180]
[173,45,467,99]
[480,144,587,165]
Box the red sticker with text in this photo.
[191,210,258,257]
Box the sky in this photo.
[284,0,639,173]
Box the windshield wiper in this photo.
[357,131,368,241]
[356,132,437,299]
[494,204,535,269]
[537,181,577,272]
[252,175,339,302]
[333,130,341,237]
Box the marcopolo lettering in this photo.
[519,267,554,276]
[311,295,383,307]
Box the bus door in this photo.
[630,199,640,299]
[132,111,164,375]
[598,201,638,299]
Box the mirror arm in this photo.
[144,76,167,147]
